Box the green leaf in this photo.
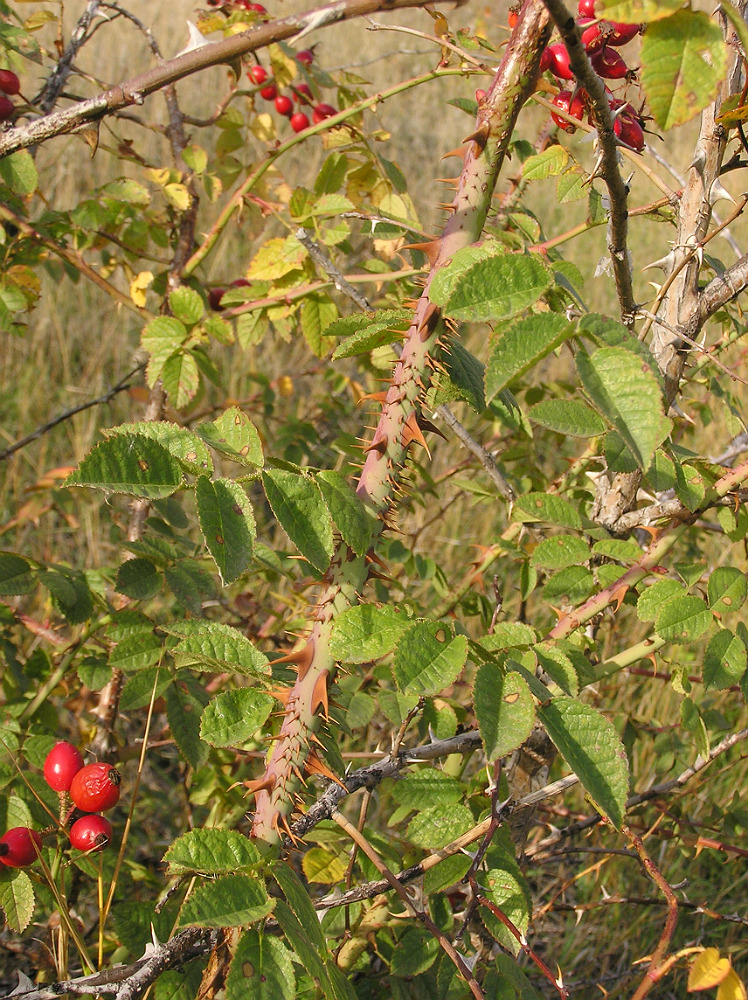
[674,462,706,512]
[0,553,36,596]
[115,558,162,601]
[160,350,200,410]
[486,314,575,401]
[226,931,295,1000]
[120,667,171,711]
[197,406,264,469]
[165,559,218,614]
[391,770,463,812]
[65,434,183,499]
[530,535,590,570]
[481,866,531,957]
[169,286,205,326]
[439,255,552,323]
[109,632,162,672]
[512,492,582,529]
[316,470,378,556]
[300,294,338,357]
[543,566,595,606]
[262,470,334,573]
[476,622,537,651]
[164,829,261,876]
[576,348,671,469]
[474,665,535,762]
[272,900,327,982]
[428,242,506,306]
[195,477,256,585]
[538,697,629,827]
[641,12,727,130]
[272,864,327,953]
[329,604,412,663]
[392,622,468,697]
[597,0,681,19]
[0,151,38,196]
[179,874,273,928]
[301,847,348,884]
[330,308,411,359]
[636,579,685,621]
[0,868,35,933]
[103,178,150,205]
[168,620,269,676]
[441,341,486,411]
[655,596,713,644]
[40,568,93,624]
[703,630,747,690]
[141,316,188,373]
[707,567,747,616]
[390,928,440,977]
[521,146,569,181]
[165,681,209,770]
[407,803,474,849]
[199,689,275,747]
[104,421,213,476]
[534,643,579,696]
[528,398,605,437]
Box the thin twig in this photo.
[35,0,104,113]
[0,364,144,462]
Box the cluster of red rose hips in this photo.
[0,742,121,869]
[531,0,647,151]
[247,49,337,134]
[0,70,20,124]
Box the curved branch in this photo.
[0,0,463,159]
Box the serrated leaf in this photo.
[164,829,261,876]
[391,770,463,811]
[641,11,728,130]
[534,643,579,696]
[179,874,273,928]
[330,308,410,359]
[481,867,531,957]
[104,421,213,476]
[316,470,378,555]
[0,151,38,196]
[329,604,412,663]
[0,553,36,596]
[655,595,712,644]
[165,559,218,614]
[141,316,188,372]
[196,406,264,469]
[300,294,338,357]
[703,630,747,691]
[168,286,204,326]
[247,236,305,281]
[442,341,485,411]
[109,632,162,672]
[428,242,506,307]
[165,681,209,770]
[476,622,537,651]
[538,697,628,827]
[390,928,439,977]
[440,255,552,323]
[486,314,575,401]
[199,689,275,747]
[0,869,35,933]
[168,620,269,676]
[65,434,183,499]
[543,565,595,605]
[576,348,671,469]
[195,477,256,585]
[272,900,327,982]
[226,931,295,1000]
[161,350,200,410]
[392,622,468,697]
[528,398,605,437]
[115,558,162,601]
[272,864,327,953]
[120,667,171,711]
[513,492,582,529]
[636,579,685,621]
[474,665,535,762]
[262,469,333,573]
[521,146,569,181]
[707,567,747,616]
[530,535,590,570]
[407,803,474,849]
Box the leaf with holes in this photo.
[197,407,264,469]
[392,621,468,697]
[104,422,213,476]
[707,567,747,617]
[474,664,535,762]
[655,595,712,644]
[195,477,256,585]
[226,931,295,1000]
[65,435,183,499]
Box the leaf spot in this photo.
[435,628,448,642]
[722,596,732,606]
[186,451,197,461]
[138,459,149,471]
[215,533,224,545]
[242,962,255,978]
[504,692,520,704]
[232,503,243,515]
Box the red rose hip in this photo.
[44,741,84,792]
[247,65,268,85]
[275,94,293,116]
[69,762,121,812]
[0,828,42,868]
[290,112,309,132]
[0,70,20,96]
[69,815,113,852]
[312,103,336,123]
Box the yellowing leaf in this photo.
[147,167,173,186]
[250,113,276,142]
[301,847,347,884]
[130,271,153,307]
[688,949,731,991]
[718,970,748,1000]
[164,183,191,211]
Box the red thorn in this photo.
[305,752,347,789]
[401,410,431,458]
[272,637,316,682]
[401,240,440,267]
[310,669,330,719]
[462,121,490,151]
[243,773,276,797]
[441,144,469,161]
[358,390,389,404]
[363,435,388,456]
[418,416,447,442]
